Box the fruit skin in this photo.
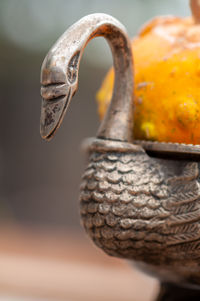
[97,16,200,144]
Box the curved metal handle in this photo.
[40,13,134,142]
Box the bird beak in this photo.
[40,88,71,140]
[40,66,71,140]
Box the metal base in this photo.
[156,283,200,301]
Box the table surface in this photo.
[0,223,159,301]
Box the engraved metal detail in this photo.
[40,10,200,289]
[80,138,200,286]
[40,13,133,142]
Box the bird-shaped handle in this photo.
[40,11,200,161]
[40,13,134,143]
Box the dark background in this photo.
[0,0,190,231]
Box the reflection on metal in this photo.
[40,13,133,142]
[41,7,200,300]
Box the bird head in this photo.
[40,47,80,140]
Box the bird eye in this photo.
[67,51,80,84]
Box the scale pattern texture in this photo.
[80,149,200,283]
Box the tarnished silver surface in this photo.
[40,6,200,292]
[40,10,200,160]
[134,140,200,161]
[40,13,133,142]
[81,138,200,287]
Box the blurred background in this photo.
[0,0,192,300]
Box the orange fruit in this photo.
[97,16,200,144]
